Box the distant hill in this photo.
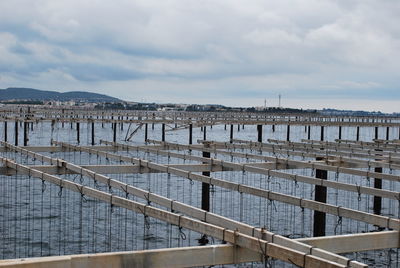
[0,88,120,103]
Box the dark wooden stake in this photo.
[313,157,327,237]
[145,123,148,142]
[113,123,117,142]
[162,123,165,142]
[4,121,7,142]
[386,127,390,140]
[286,125,290,141]
[230,124,233,143]
[257,124,262,143]
[320,126,324,141]
[356,126,360,141]
[23,121,28,146]
[189,124,193,145]
[77,122,80,144]
[14,121,18,146]
[91,121,95,145]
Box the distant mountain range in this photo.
[0,88,120,103]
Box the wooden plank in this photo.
[297,231,399,254]
[0,245,261,267]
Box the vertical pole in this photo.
[272,125,275,132]
[237,124,240,132]
[199,142,211,246]
[162,123,165,142]
[14,120,18,146]
[307,125,311,140]
[373,163,382,215]
[286,125,290,142]
[320,126,324,141]
[145,123,148,142]
[338,126,342,140]
[76,122,80,144]
[374,138,383,215]
[230,124,233,143]
[203,126,207,140]
[313,157,327,237]
[386,126,390,141]
[23,121,28,146]
[113,122,117,143]
[4,121,7,142]
[189,124,193,144]
[91,121,95,145]
[356,126,360,141]
[257,124,263,143]
[201,145,211,211]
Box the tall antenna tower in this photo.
[278,94,281,108]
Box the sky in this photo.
[0,0,399,112]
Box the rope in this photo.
[138,205,151,230]
[177,215,186,240]
[75,185,87,202]
[334,206,343,235]
[120,185,129,198]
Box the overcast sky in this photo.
[0,0,399,112]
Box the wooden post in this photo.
[374,165,382,215]
[189,124,193,145]
[320,126,324,141]
[230,124,233,143]
[200,142,211,245]
[286,125,290,142]
[203,126,207,140]
[374,147,383,215]
[257,124,262,143]
[237,124,240,132]
[338,126,342,140]
[307,125,311,140]
[77,122,80,144]
[4,121,7,142]
[272,124,275,132]
[386,127,389,140]
[145,123,148,142]
[14,120,18,146]
[374,126,378,140]
[113,122,117,143]
[202,146,211,211]
[224,124,227,131]
[23,121,28,146]
[91,121,95,145]
[162,123,165,142]
[356,126,360,141]
[313,157,327,237]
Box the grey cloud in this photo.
[0,0,399,111]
